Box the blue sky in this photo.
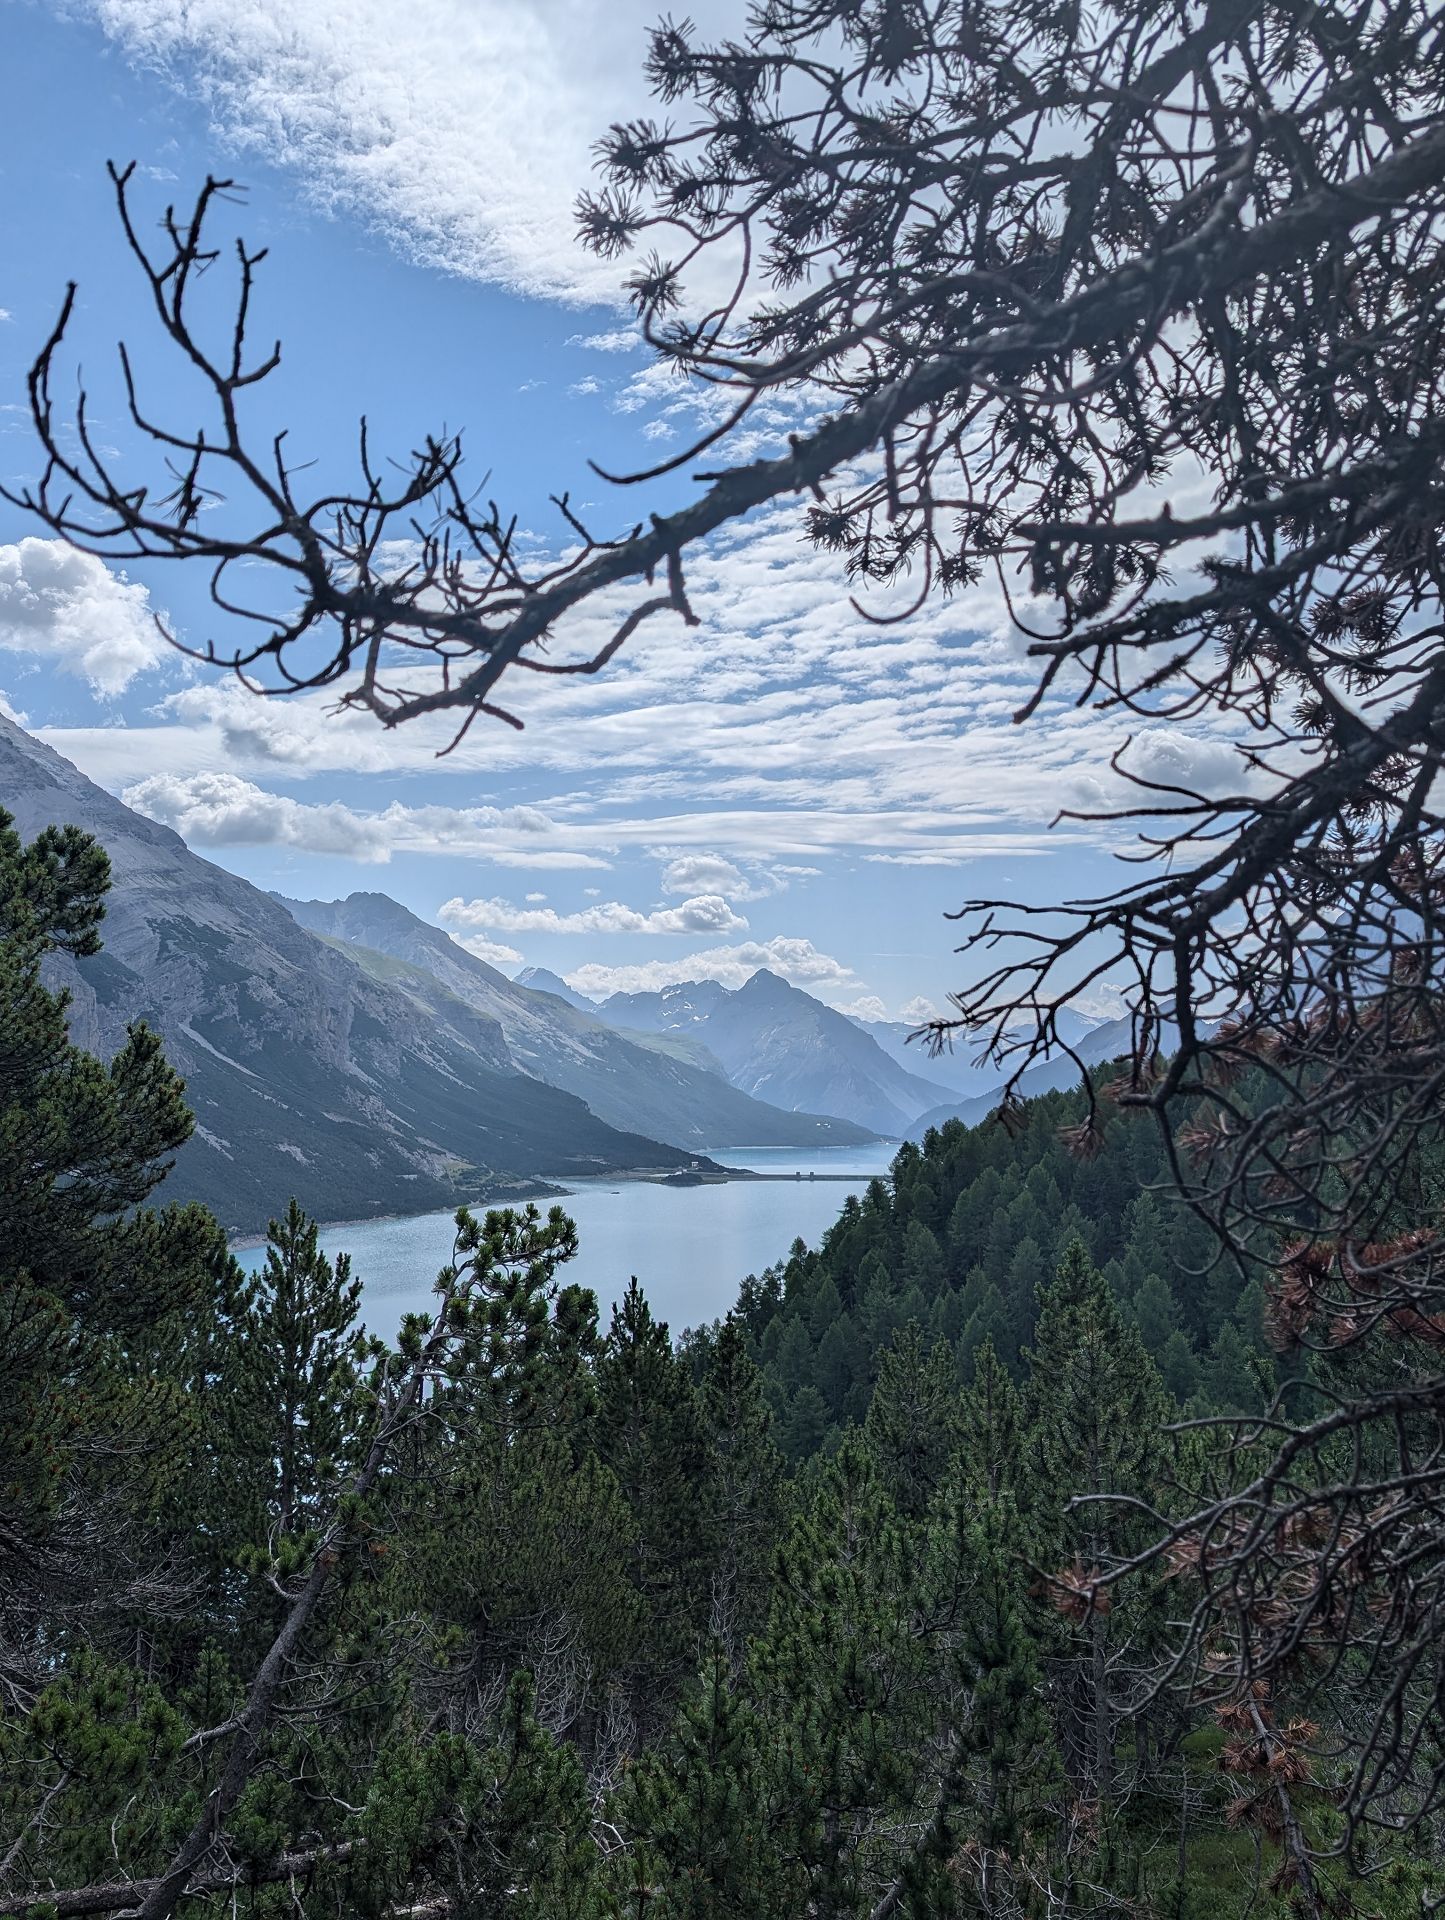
[0,0,1221,1020]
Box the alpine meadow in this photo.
[3,2,1445,1917]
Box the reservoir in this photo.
[235,1143,899,1340]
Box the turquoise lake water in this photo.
[235,1144,900,1339]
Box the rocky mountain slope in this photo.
[279,894,875,1151]
[597,969,947,1135]
[907,1014,1150,1134]
[2,717,701,1232]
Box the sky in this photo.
[0,0,1232,1022]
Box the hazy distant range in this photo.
[4,712,1128,1236]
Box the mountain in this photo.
[514,965,599,1012]
[1,716,704,1233]
[907,1014,1147,1133]
[597,969,947,1135]
[278,894,876,1152]
[848,1004,1103,1101]
[845,1016,1000,1103]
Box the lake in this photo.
[234,1144,900,1339]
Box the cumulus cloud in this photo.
[841,995,890,1023]
[80,0,741,305]
[453,932,525,969]
[439,890,748,939]
[120,769,615,867]
[657,853,822,901]
[564,935,858,1001]
[124,770,394,861]
[0,539,168,695]
[659,853,745,898]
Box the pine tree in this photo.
[943,1493,1062,1909]
[1200,1321,1260,1413]
[863,1323,961,1521]
[699,1317,783,1661]
[596,1279,710,1721]
[0,809,225,1659]
[1132,1270,1180,1360]
[899,1219,946,1301]
[223,1200,366,1538]
[748,1434,928,1919]
[1024,1239,1173,1813]
[957,1337,1024,1501]
[621,1649,795,1920]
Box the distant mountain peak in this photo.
[514,966,597,1011]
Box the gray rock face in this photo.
[1,716,698,1232]
[279,894,877,1152]
[599,969,949,1136]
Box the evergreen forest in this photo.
[5,798,1441,1920]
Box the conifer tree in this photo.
[863,1323,961,1521]
[748,1434,927,1918]
[957,1337,1024,1502]
[595,1280,710,1722]
[223,1200,367,1540]
[0,810,225,1665]
[947,1494,1061,1906]
[621,1649,795,1920]
[698,1317,782,1662]
[1024,1239,1173,1813]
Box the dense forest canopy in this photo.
[4,0,1445,1913]
[4,809,1441,1920]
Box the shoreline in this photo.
[225,1152,895,1250]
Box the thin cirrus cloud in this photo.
[439,891,749,940]
[79,0,740,305]
[27,474,1258,893]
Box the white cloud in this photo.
[659,853,745,898]
[1070,981,1130,1021]
[0,689,28,726]
[568,328,642,353]
[38,477,1246,893]
[0,539,168,695]
[80,0,740,305]
[565,935,858,1001]
[124,770,394,861]
[453,932,524,969]
[899,996,942,1026]
[120,769,615,867]
[842,995,890,1023]
[439,890,748,939]
[657,853,822,902]
[524,890,547,903]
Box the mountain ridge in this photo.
[0,716,704,1232]
[277,893,877,1152]
[595,968,947,1135]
